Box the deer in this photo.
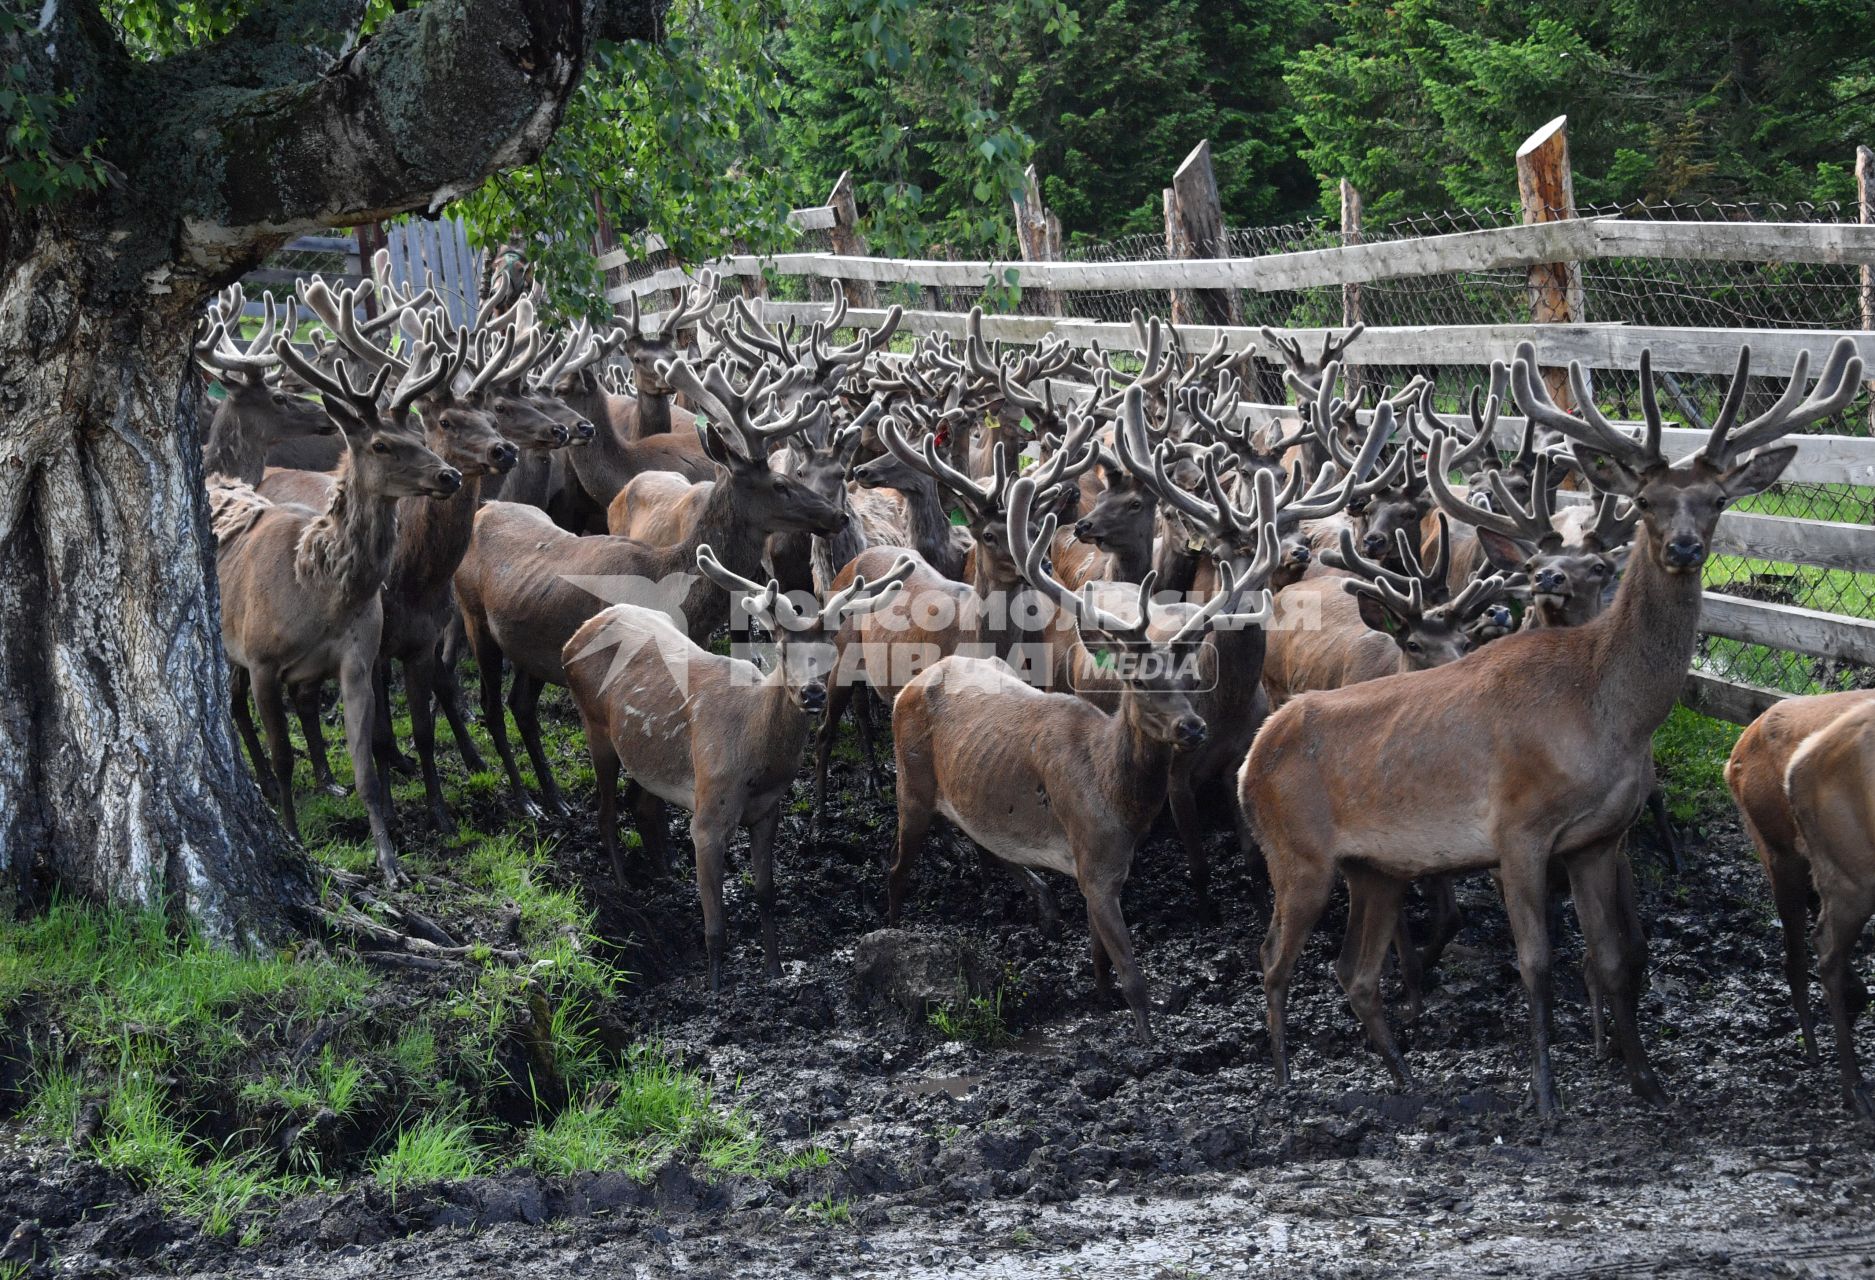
[888,457,1273,1039]
[212,340,462,885]
[263,307,533,828]
[1239,335,1861,1116]
[565,545,913,990]
[1726,691,1875,1118]
[848,436,973,580]
[807,409,1099,832]
[195,289,336,483]
[454,357,846,818]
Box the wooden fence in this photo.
[625,211,1875,726]
[239,217,482,327]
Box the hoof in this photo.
[426,806,456,835]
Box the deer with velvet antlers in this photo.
[1241,335,1861,1115]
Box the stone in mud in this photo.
[851,929,992,1016]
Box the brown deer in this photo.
[1726,691,1875,1118]
[213,341,461,884]
[565,545,913,990]
[262,316,527,828]
[807,410,1098,828]
[196,289,335,483]
[849,440,973,580]
[889,458,1273,1039]
[1240,336,1860,1115]
[453,357,846,817]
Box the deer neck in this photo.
[1100,693,1177,834]
[632,386,675,439]
[294,459,400,615]
[387,472,484,609]
[1590,522,1704,740]
[672,475,771,640]
[901,478,955,568]
[1106,524,1156,585]
[202,399,266,484]
[749,666,809,772]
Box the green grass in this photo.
[1653,704,1745,827]
[372,1108,486,1192]
[928,990,1011,1047]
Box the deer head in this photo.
[1323,520,1522,667]
[275,338,462,500]
[617,273,718,397]
[660,358,848,537]
[195,287,335,445]
[696,542,914,713]
[1008,457,1273,750]
[1510,337,1863,574]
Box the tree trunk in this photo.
[0,224,314,942]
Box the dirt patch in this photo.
[4,729,1874,1278]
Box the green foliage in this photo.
[1,8,108,207]
[1006,0,1325,241]
[371,1108,486,1192]
[453,0,798,323]
[1287,0,1875,219]
[776,0,1080,256]
[928,989,1010,1046]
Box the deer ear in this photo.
[698,422,734,466]
[1354,591,1408,638]
[1573,446,1643,496]
[1474,527,1534,573]
[1721,444,1798,499]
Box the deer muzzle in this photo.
[1663,536,1706,571]
[1173,714,1208,750]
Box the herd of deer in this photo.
[193,254,1875,1119]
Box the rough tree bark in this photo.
[0,0,666,942]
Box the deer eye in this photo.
[1590,563,1608,577]
[1634,496,1651,511]
[1406,640,1422,653]
[1129,498,1143,511]
[371,441,391,454]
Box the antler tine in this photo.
[696,542,771,600]
[1258,325,1307,374]
[820,553,917,628]
[389,337,451,413]
[1426,433,1553,544]
[1133,315,1172,392]
[1006,475,1077,617]
[880,413,992,516]
[490,324,540,387]
[276,337,391,415]
[1170,555,1277,648]
[466,325,515,395]
[1113,384,1224,531]
[1587,491,1640,550]
[1344,571,1423,622]
[1323,524,1418,593]
[1712,336,1862,462]
[1411,379,1494,473]
[1508,340,1659,469]
[1420,510,1451,594]
[1324,321,1366,363]
[1028,409,1098,495]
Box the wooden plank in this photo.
[728,302,1875,377]
[1681,671,1784,725]
[690,219,1875,297]
[788,204,837,232]
[1700,592,1875,666]
[1707,511,1875,573]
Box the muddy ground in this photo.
[6,725,1875,1278]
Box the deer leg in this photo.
[747,806,783,980]
[509,672,567,818]
[692,816,731,995]
[342,653,402,886]
[1084,876,1152,1043]
[590,734,627,890]
[631,783,672,877]
[294,681,345,797]
[402,651,453,833]
[1419,874,1463,976]
[1259,855,1337,1088]
[1764,847,1820,1064]
[808,681,848,849]
[250,667,300,841]
[1338,867,1415,1089]
[1499,856,1561,1118]
[887,792,933,927]
[228,667,277,803]
[1166,769,1217,922]
[1085,898,1114,998]
[432,649,487,775]
[475,638,540,820]
[1391,907,1426,1022]
[1646,787,1681,875]
[855,686,885,794]
[1814,886,1875,1119]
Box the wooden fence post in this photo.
[1013,164,1063,316]
[1162,139,1240,328]
[1515,115,1585,410]
[826,171,875,310]
[1858,145,1874,433]
[1340,178,1364,398]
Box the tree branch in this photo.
[169,0,669,272]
